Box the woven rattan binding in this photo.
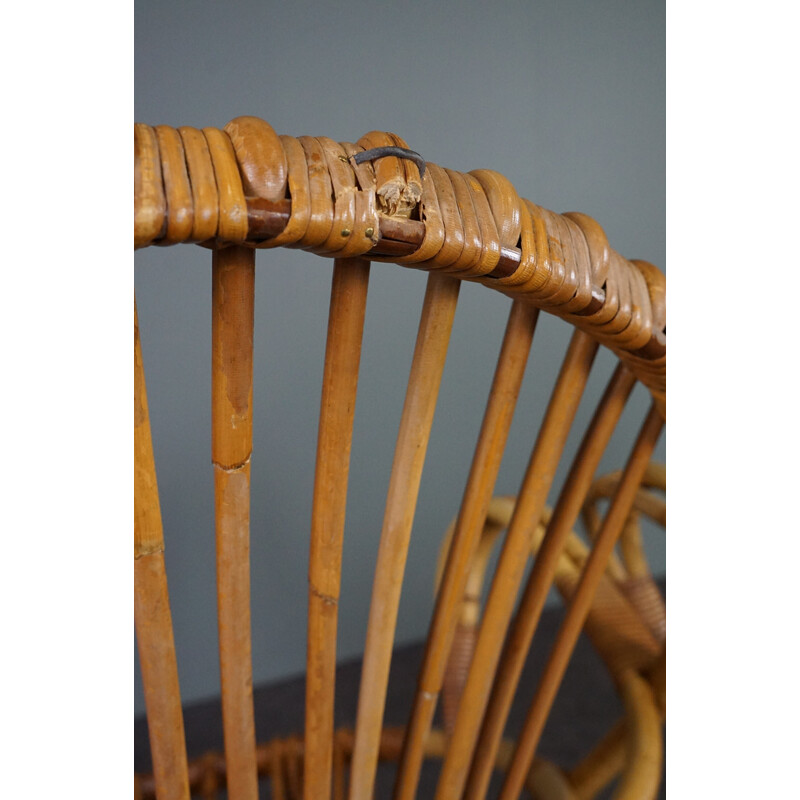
[135,117,665,417]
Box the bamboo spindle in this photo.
[347,272,461,800]
[434,330,599,800]
[305,258,371,800]
[498,404,664,800]
[463,364,637,800]
[393,300,539,800]
[211,246,258,800]
[584,464,667,643]
[134,300,191,800]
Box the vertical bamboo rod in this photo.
[434,330,599,800]
[134,299,191,800]
[498,404,664,800]
[212,245,258,800]
[347,272,461,800]
[393,300,539,800]
[464,364,637,800]
[305,258,371,800]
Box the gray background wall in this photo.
[135,0,665,715]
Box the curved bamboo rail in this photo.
[135,117,666,416]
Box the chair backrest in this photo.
[134,116,666,800]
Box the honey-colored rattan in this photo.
[134,116,666,800]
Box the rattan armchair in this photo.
[134,116,666,799]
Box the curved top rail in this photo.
[134,116,665,416]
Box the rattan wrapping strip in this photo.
[178,126,219,243]
[154,125,194,245]
[134,124,166,248]
[224,116,287,203]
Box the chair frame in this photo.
[134,116,666,800]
